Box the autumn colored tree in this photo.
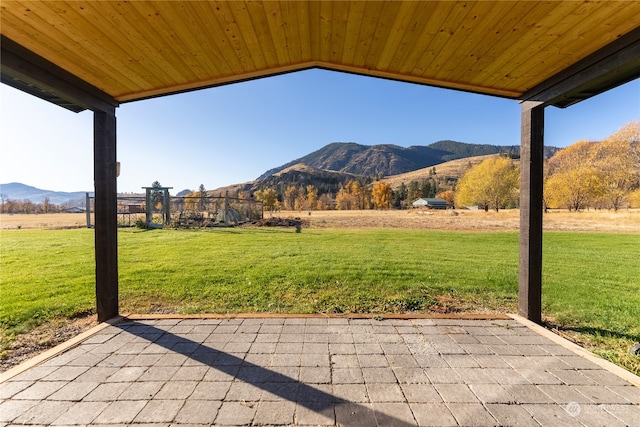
[628,189,640,208]
[317,193,334,210]
[184,192,199,211]
[254,188,278,212]
[455,156,519,211]
[283,185,299,210]
[349,181,365,209]
[544,141,602,211]
[436,190,455,208]
[372,181,392,209]
[335,187,352,210]
[305,185,318,210]
[589,121,640,210]
[334,180,367,210]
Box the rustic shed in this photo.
[412,198,448,210]
[2,1,639,324]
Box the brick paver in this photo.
[1,316,639,426]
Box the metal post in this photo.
[518,101,545,323]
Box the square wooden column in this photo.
[94,109,118,321]
[519,101,545,323]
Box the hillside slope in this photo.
[257,140,556,180]
[0,182,91,205]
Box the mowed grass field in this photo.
[1,213,639,374]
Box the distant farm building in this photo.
[63,207,85,213]
[412,198,448,210]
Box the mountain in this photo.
[428,140,558,161]
[0,182,92,206]
[254,164,368,194]
[257,140,558,179]
[381,154,507,189]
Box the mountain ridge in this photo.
[0,182,92,205]
[257,140,558,180]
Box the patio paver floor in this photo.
[1,316,639,426]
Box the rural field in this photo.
[2,208,640,232]
[0,210,639,374]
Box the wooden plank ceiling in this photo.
[2,0,639,104]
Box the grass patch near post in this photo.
[542,232,640,374]
[1,227,639,373]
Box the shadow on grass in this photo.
[545,322,640,343]
[115,320,417,427]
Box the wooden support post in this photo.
[163,188,171,225]
[94,109,118,322]
[519,102,545,324]
[145,188,152,227]
[85,192,91,228]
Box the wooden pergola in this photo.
[2,1,639,323]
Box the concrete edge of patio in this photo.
[509,314,640,388]
[2,312,639,390]
[0,316,124,384]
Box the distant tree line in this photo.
[251,173,443,212]
[544,121,640,211]
[452,120,640,212]
[0,196,73,214]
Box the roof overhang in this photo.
[1,1,639,112]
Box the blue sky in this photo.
[1,69,638,194]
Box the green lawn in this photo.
[1,227,638,373]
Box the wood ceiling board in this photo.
[443,1,521,83]
[464,1,568,91]
[179,1,243,75]
[0,2,135,95]
[328,0,350,65]
[391,1,446,75]
[1,35,118,112]
[154,2,248,78]
[403,1,457,77]
[487,1,602,90]
[360,1,403,70]
[284,1,309,63]
[235,2,279,69]
[426,1,490,81]
[477,1,639,92]
[264,0,295,65]
[348,0,386,68]
[339,0,366,65]
[114,62,320,103]
[2,0,639,106]
[78,2,174,92]
[375,0,427,71]
[82,2,184,92]
[318,0,334,62]
[233,1,270,69]
[116,2,198,91]
[522,27,640,107]
[180,2,233,75]
[312,61,522,99]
